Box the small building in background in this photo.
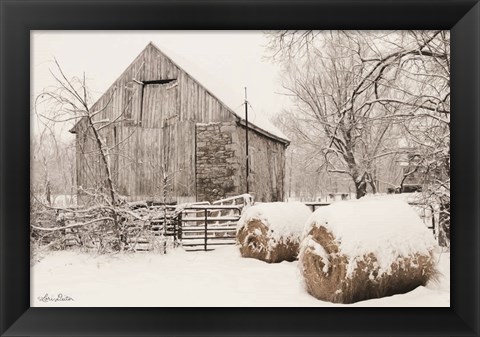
[70,43,289,204]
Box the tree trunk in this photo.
[355,181,367,199]
[367,172,377,194]
[353,173,367,199]
[438,201,450,248]
[85,114,116,206]
[85,112,124,250]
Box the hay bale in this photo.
[236,202,312,263]
[299,198,438,304]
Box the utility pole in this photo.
[245,87,249,194]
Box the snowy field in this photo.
[31,246,449,307]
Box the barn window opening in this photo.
[138,79,178,127]
[143,79,176,85]
[138,78,178,125]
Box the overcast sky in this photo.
[31,31,292,139]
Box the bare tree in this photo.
[268,30,450,245]
[33,59,141,251]
[272,111,354,201]
[31,119,77,207]
[36,61,115,203]
[32,59,195,254]
[268,31,449,202]
[269,31,408,198]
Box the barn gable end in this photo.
[73,42,288,204]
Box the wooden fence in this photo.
[36,195,441,253]
[58,195,252,253]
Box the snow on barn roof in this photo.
[149,42,290,144]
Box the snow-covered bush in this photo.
[299,198,438,303]
[236,202,312,263]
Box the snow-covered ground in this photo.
[31,246,449,307]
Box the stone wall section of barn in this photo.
[195,121,286,203]
[195,122,242,202]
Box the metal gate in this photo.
[177,205,242,251]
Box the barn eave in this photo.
[235,117,290,146]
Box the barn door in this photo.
[141,80,178,128]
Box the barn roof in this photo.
[149,42,289,144]
[71,42,289,145]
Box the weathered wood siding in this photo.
[75,43,234,201]
[83,43,233,128]
[235,125,286,202]
[177,72,232,123]
[114,121,196,201]
[141,82,179,128]
[76,120,196,202]
[74,43,287,203]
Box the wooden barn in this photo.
[70,42,289,204]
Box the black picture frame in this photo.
[1,1,478,336]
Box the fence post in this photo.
[204,209,208,251]
[172,215,177,247]
[177,212,182,243]
[429,205,436,238]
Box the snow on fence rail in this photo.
[61,203,183,253]
[178,205,242,251]
[32,194,254,253]
[61,203,244,253]
[32,193,441,254]
[304,202,331,212]
[212,193,254,207]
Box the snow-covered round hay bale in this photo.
[299,199,438,304]
[236,202,312,263]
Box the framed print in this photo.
[1,0,479,336]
